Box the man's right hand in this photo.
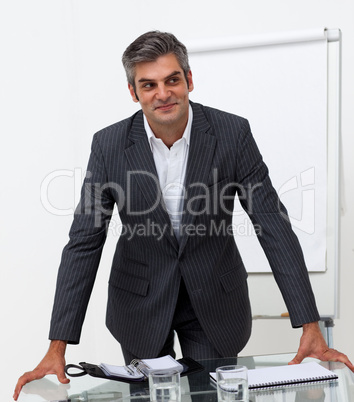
[13,340,69,401]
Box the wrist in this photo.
[49,340,68,354]
[303,321,319,329]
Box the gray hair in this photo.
[122,31,190,90]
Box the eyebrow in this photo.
[137,70,182,83]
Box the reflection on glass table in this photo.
[17,353,354,401]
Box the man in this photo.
[14,30,353,400]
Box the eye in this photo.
[168,77,179,84]
[142,82,155,89]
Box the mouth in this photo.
[154,103,177,112]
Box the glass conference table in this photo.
[18,353,354,401]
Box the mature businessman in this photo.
[14,30,353,400]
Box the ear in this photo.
[187,70,194,93]
[128,83,139,103]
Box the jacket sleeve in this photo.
[49,134,115,343]
[235,120,320,327]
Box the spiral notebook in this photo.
[210,362,338,390]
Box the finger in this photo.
[13,383,21,401]
[57,369,70,385]
[13,389,20,401]
[346,361,354,372]
[344,357,354,372]
[13,367,49,400]
[288,351,306,366]
[288,356,302,365]
[13,372,37,401]
[322,349,354,371]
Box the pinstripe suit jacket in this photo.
[49,101,320,357]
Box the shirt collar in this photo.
[144,104,193,150]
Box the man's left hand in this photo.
[289,321,354,372]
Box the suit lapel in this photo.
[124,112,179,252]
[179,103,217,257]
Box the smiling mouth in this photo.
[155,103,177,111]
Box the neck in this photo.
[148,118,188,149]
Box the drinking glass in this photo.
[149,369,181,402]
[216,365,248,401]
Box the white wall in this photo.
[1,1,354,400]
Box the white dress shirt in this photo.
[144,105,193,242]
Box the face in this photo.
[128,53,194,135]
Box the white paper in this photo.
[100,363,142,379]
[142,355,183,373]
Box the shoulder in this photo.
[191,101,250,133]
[90,110,143,152]
[94,110,142,140]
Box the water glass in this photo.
[149,370,181,402]
[216,365,249,401]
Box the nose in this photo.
[155,84,171,101]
